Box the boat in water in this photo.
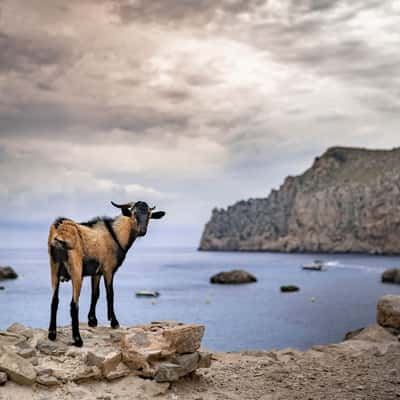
[302,260,326,271]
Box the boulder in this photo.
[210,270,257,284]
[381,268,400,284]
[163,324,205,354]
[280,285,300,293]
[121,322,205,379]
[0,266,18,280]
[377,295,400,330]
[345,324,397,342]
[0,348,37,385]
[156,353,199,382]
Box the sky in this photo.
[0,0,399,248]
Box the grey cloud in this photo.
[110,0,264,25]
[0,31,74,73]
[0,100,190,135]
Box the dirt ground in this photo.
[1,336,399,400]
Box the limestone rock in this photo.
[121,328,171,376]
[104,362,131,380]
[121,323,205,379]
[199,147,400,254]
[155,353,200,382]
[1,322,209,386]
[0,348,37,385]
[0,331,26,349]
[210,270,257,284]
[0,266,18,280]
[0,371,7,386]
[345,324,397,342]
[36,339,67,355]
[36,374,60,386]
[102,351,122,376]
[163,324,205,354]
[377,295,400,330]
[72,366,102,383]
[382,268,400,284]
[16,346,36,359]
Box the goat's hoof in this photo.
[48,330,57,341]
[73,337,83,347]
[111,319,120,329]
[88,317,98,327]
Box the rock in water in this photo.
[0,349,37,385]
[210,270,257,284]
[0,266,18,280]
[377,295,400,330]
[280,285,299,293]
[199,147,400,254]
[381,268,400,284]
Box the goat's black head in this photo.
[111,200,165,236]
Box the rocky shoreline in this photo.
[199,147,400,254]
[0,295,399,399]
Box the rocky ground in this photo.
[1,295,400,400]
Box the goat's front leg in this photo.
[70,252,83,346]
[88,275,101,327]
[104,272,119,328]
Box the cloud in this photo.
[0,0,399,246]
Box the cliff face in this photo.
[199,147,400,253]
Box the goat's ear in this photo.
[122,208,132,217]
[151,211,165,219]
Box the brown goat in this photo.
[47,201,165,346]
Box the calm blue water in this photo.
[1,247,400,352]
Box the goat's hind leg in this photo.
[69,251,83,347]
[48,258,60,341]
[88,275,101,327]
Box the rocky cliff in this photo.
[199,147,400,253]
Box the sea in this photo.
[1,246,400,352]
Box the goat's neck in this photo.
[113,216,138,251]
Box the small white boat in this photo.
[135,290,160,298]
[302,260,325,271]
